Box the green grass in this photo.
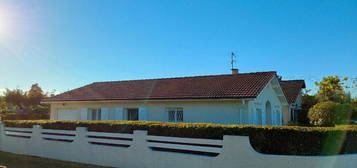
[0,151,113,168]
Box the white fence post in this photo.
[30,125,43,156]
[132,130,148,149]
[74,127,88,142]
[128,130,151,168]
[0,122,3,151]
[71,127,89,163]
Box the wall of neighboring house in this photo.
[288,92,303,122]
[49,100,249,125]
[248,77,286,126]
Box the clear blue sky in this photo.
[0,0,356,96]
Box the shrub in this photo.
[308,101,353,126]
[335,103,353,124]
[2,120,357,156]
[352,100,357,121]
[0,106,50,121]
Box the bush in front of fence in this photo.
[2,120,357,156]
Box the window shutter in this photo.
[114,108,123,120]
[239,109,245,124]
[87,110,92,120]
[108,108,115,120]
[101,108,109,120]
[139,107,147,121]
[80,108,88,120]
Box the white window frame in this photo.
[167,107,183,122]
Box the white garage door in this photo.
[57,109,80,120]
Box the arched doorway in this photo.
[266,101,272,125]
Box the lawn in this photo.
[0,151,113,168]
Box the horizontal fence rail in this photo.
[87,131,134,147]
[41,129,76,142]
[147,135,223,156]
[4,127,33,138]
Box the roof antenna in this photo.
[230,52,239,74]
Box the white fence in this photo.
[0,123,357,168]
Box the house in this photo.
[43,70,306,125]
[280,80,306,122]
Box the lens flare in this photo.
[0,5,15,40]
[0,14,7,36]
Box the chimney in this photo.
[231,68,239,74]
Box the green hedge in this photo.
[2,120,357,156]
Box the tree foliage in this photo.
[315,76,348,103]
[0,83,50,120]
[302,89,319,111]
[27,83,45,106]
[4,89,27,109]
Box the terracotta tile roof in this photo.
[44,71,277,102]
[280,80,306,104]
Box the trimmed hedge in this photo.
[2,120,357,156]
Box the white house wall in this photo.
[249,77,285,125]
[145,102,249,124]
[49,100,249,125]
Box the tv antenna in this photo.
[230,52,237,69]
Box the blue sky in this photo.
[0,0,356,96]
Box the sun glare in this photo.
[0,6,15,40]
[0,15,8,36]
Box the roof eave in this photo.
[42,97,256,104]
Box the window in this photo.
[256,108,262,125]
[275,110,281,125]
[238,108,245,124]
[88,108,101,120]
[167,107,183,122]
[290,109,295,121]
[126,108,139,120]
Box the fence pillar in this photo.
[0,122,3,151]
[28,125,43,156]
[127,130,151,168]
[132,130,148,148]
[214,135,258,168]
[71,127,89,163]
